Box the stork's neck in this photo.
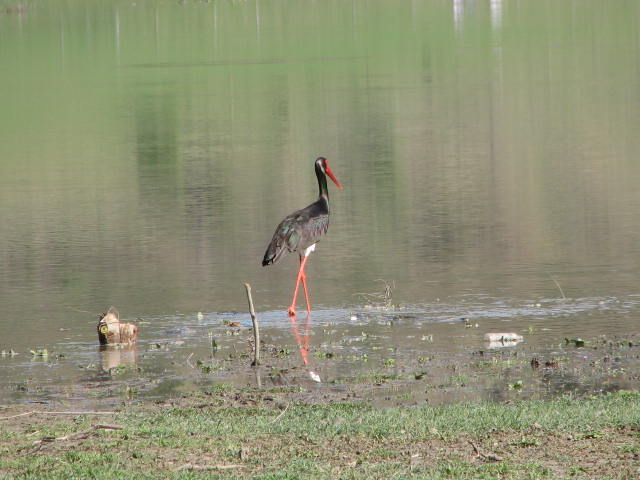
[316,168,329,200]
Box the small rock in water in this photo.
[350,314,358,321]
[197,312,204,321]
[309,371,321,383]
[484,332,524,343]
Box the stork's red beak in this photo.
[325,164,343,189]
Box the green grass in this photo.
[0,391,639,479]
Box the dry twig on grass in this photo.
[0,410,116,421]
[176,463,245,471]
[469,439,503,462]
[30,424,124,452]
[270,403,291,424]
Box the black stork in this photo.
[262,157,342,316]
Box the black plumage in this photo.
[262,157,337,266]
[262,198,329,266]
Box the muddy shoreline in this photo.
[1,312,638,409]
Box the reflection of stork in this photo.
[289,312,311,365]
[289,312,321,382]
[262,157,342,317]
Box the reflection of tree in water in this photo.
[134,91,179,209]
[339,86,404,266]
[177,70,293,286]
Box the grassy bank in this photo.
[1,389,639,479]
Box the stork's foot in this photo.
[288,305,296,317]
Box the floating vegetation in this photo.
[314,351,334,360]
[273,348,291,358]
[109,364,133,376]
[345,353,368,362]
[30,348,48,359]
[462,317,478,328]
[123,385,137,400]
[351,372,403,385]
[196,358,222,374]
[209,332,218,353]
[566,338,586,347]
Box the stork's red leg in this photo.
[288,255,310,317]
[300,257,312,314]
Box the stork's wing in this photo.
[262,206,329,266]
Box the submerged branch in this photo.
[549,276,567,300]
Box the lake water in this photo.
[1,0,639,405]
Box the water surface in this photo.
[1,0,640,404]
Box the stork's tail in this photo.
[262,238,287,266]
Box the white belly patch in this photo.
[304,244,316,257]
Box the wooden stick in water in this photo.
[244,283,260,366]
